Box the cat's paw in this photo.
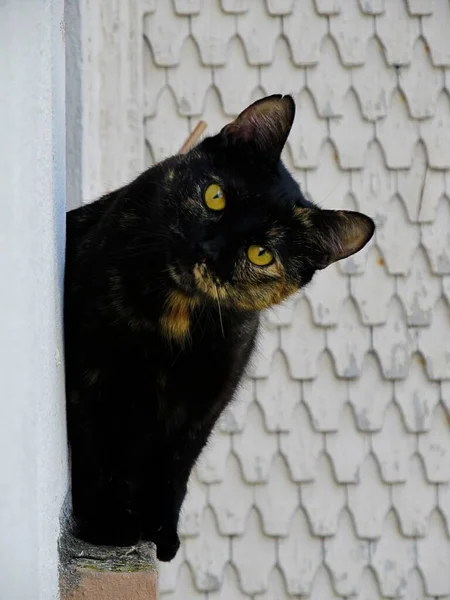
[155,531,180,562]
[141,517,181,561]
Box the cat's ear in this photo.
[307,210,375,269]
[220,95,295,161]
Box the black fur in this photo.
[64,95,374,561]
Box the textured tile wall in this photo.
[142,0,450,598]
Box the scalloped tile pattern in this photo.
[141,1,450,597]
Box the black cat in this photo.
[64,95,374,561]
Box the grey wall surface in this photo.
[0,1,68,599]
[67,1,450,598]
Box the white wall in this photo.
[139,2,450,599]
[69,0,145,207]
[65,1,450,598]
[0,1,68,599]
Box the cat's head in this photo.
[162,95,374,312]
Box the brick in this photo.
[396,248,441,326]
[209,453,253,535]
[231,509,276,594]
[288,89,327,169]
[347,454,391,539]
[420,92,450,169]
[329,0,374,65]
[184,508,228,591]
[376,91,419,169]
[375,0,420,65]
[261,38,305,97]
[418,403,450,483]
[178,470,208,537]
[191,1,236,66]
[324,510,369,596]
[421,0,450,66]
[283,0,328,66]
[371,402,416,483]
[392,454,435,537]
[60,538,157,600]
[327,299,371,378]
[280,298,325,379]
[400,38,442,119]
[255,350,300,432]
[397,142,428,222]
[352,140,396,224]
[370,511,415,597]
[278,508,322,595]
[421,199,450,275]
[303,352,348,432]
[350,246,394,325]
[329,90,374,169]
[309,566,341,599]
[232,402,278,483]
[265,0,294,16]
[394,354,440,432]
[237,0,281,65]
[417,511,450,595]
[418,299,450,379]
[352,37,397,121]
[301,454,346,536]
[307,37,351,117]
[167,38,212,116]
[143,2,189,66]
[254,454,299,536]
[326,404,370,483]
[305,262,349,326]
[348,352,393,432]
[375,198,420,275]
[144,90,189,162]
[214,38,259,116]
[279,402,324,482]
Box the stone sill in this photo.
[60,532,158,600]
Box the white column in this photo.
[80,0,145,202]
[0,2,68,599]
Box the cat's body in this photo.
[65,96,374,561]
[65,183,259,561]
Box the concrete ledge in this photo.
[60,532,158,600]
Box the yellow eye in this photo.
[247,245,274,266]
[204,184,226,211]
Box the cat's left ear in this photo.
[307,210,375,269]
[220,95,295,161]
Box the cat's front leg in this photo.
[140,468,187,561]
[70,430,141,547]
[139,405,219,560]
[139,433,209,561]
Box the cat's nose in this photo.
[198,239,220,262]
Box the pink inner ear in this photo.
[221,96,295,152]
[224,112,257,142]
[225,103,271,140]
[331,212,375,261]
[307,209,375,269]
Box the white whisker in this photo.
[214,284,225,338]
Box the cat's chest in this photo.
[136,314,258,423]
[77,311,259,433]
[156,324,251,396]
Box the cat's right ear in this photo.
[307,209,375,269]
[220,95,295,162]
